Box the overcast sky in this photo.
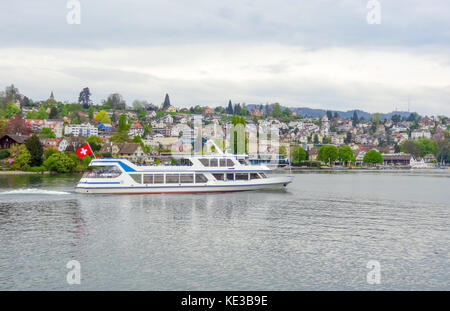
[0,0,449,115]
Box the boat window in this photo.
[238,159,248,165]
[143,174,153,184]
[226,159,234,167]
[210,158,218,167]
[259,173,267,178]
[154,174,164,184]
[250,173,261,179]
[180,174,194,183]
[199,158,209,167]
[166,174,180,184]
[219,159,226,167]
[195,173,208,183]
[212,173,224,181]
[130,174,142,184]
[235,173,249,180]
[226,173,234,181]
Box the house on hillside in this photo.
[129,122,145,137]
[0,134,30,149]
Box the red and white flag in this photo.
[76,144,93,158]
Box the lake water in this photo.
[0,170,448,290]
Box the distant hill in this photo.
[245,104,415,120]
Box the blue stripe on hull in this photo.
[76,181,288,189]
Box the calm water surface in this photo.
[0,170,448,290]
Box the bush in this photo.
[0,149,10,160]
[11,145,31,170]
[44,148,59,160]
[43,152,77,173]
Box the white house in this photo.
[411,129,431,140]
[64,123,98,137]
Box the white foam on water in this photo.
[0,188,71,195]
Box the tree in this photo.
[415,138,438,156]
[371,113,381,124]
[407,112,420,122]
[25,135,43,167]
[352,111,359,126]
[391,114,401,123]
[94,110,111,124]
[118,114,128,132]
[234,103,241,115]
[39,127,56,138]
[291,145,306,164]
[132,135,145,148]
[436,131,450,164]
[162,93,171,110]
[363,149,383,165]
[106,93,126,110]
[401,140,422,158]
[271,103,283,118]
[36,107,49,119]
[79,87,92,109]
[4,84,21,103]
[49,106,58,119]
[282,107,291,117]
[44,148,58,160]
[86,136,103,152]
[5,114,31,135]
[215,106,224,114]
[226,100,233,114]
[132,100,146,111]
[88,106,94,119]
[317,145,338,165]
[338,145,356,165]
[5,102,21,118]
[110,131,129,143]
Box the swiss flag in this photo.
[76,144,93,158]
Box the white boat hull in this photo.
[76,176,293,194]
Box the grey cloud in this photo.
[0,0,449,48]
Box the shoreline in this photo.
[0,170,51,175]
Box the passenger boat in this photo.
[75,154,293,194]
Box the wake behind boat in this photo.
[75,154,293,194]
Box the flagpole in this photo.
[86,142,96,159]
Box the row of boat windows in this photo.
[129,172,267,184]
[198,158,235,167]
[130,173,207,184]
[212,173,267,181]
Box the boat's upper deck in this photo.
[88,155,271,173]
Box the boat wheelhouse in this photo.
[76,154,293,194]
